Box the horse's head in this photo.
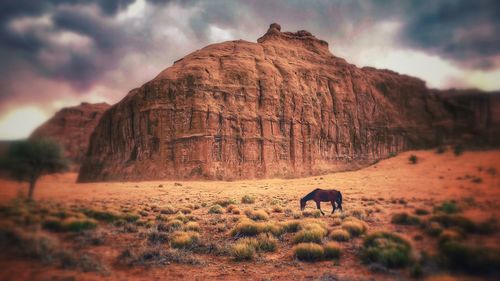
[300,198,306,211]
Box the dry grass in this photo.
[329,229,350,242]
[294,243,324,262]
[170,231,200,249]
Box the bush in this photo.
[256,233,277,252]
[246,210,269,221]
[272,206,283,213]
[214,198,237,207]
[82,209,120,223]
[226,204,238,213]
[43,219,97,232]
[170,231,199,249]
[391,212,421,225]
[230,220,261,237]
[294,243,324,262]
[165,219,184,231]
[361,232,412,268]
[424,221,443,237]
[409,155,418,164]
[439,241,500,274]
[241,195,255,204]
[434,201,460,214]
[415,208,430,216]
[293,229,325,244]
[341,219,367,236]
[323,242,342,259]
[160,206,177,215]
[281,221,301,233]
[329,229,350,242]
[428,214,475,234]
[184,221,200,232]
[231,241,255,261]
[147,229,169,244]
[208,205,223,214]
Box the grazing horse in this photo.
[300,188,343,215]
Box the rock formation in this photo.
[30,102,110,168]
[78,23,499,182]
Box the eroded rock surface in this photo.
[78,24,499,182]
[30,102,110,168]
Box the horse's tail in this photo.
[336,191,343,210]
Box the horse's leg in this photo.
[330,200,336,214]
[315,201,325,216]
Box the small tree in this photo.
[1,139,68,200]
[409,154,418,164]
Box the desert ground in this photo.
[0,148,499,281]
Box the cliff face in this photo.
[30,102,110,167]
[78,24,498,182]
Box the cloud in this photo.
[0,0,499,140]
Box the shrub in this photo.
[424,221,443,237]
[293,229,325,244]
[438,230,463,245]
[360,232,412,268]
[439,241,500,274]
[323,242,342,259]
[184,221,200,232]
[341,219,367,236]
[230,220,261,237]
[180,208,191,214]
[281,221,301,233]
[215,198,237,207]
[226,204,238,213]
[391,212,421,225]
[329,229,350,242]
[292,211,302,219]
[415,208,430,216]
[434,201,460,214]
[303,210,322,218]
[231,241,255,261]
[272,206,283,213]
[261,222,284,237]
[82,209,120,223]
[246,210,269,221]
[241,195,255,204]
[256,233,277,252]
[160,206,177,215]
[165,219,184,231]
[208,204,223,214]
[147,229,169,244]
[409,155,418,164]
[170,231,199,249]
[428,214,475,234]
[294,243,324,262]
[43,219,97,232]
[410,263,423,278]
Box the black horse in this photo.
[300,188,343,215]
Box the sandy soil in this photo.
[0,149,499,281]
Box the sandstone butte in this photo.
[30,102,110,169]
[78,23,500,182]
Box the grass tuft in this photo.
[360,232,412,268]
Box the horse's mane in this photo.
[302,188,321,201]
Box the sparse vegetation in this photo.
[245,209,269,221]
[294,243,324,262]
[293,228,326,244]
[43,219,97,232]
[170,231,199,249]
[241,195,255,204]
[453,145,463,156]
[208,204,223,214]
[329,229,350,242]
[409,154,418,164]
[323,242,342,259]
[439,241,500,274]
[415,208,430,216]
[231,240,256,261]
[360,232,412,268]
[391,212,421,225]
[341,218,367,236]
[434,201,460,214]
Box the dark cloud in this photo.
[0,0,499,114]
[399,0,500,69]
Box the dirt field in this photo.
[0,149,499,281]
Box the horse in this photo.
[300,188,343,215]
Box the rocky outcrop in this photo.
[78,24,499,182]
[30,102,110,168]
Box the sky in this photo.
[0,0,499,140]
